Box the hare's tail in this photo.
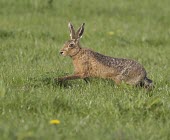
[140,77,154,90]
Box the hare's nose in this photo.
[60,51,64,55]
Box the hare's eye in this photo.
[69,43,74,48]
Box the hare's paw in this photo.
[54,77,64,84]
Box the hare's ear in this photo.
[68,22,76,39]
[76,23,85,39]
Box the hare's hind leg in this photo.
[111,76,122,85]
[125,75,144,86]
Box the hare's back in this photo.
[90,51,146,75]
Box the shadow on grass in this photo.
[0,29,15,39]
[25,71,90,89]
[25,71,73,89]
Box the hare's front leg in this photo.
[55,73,88,83]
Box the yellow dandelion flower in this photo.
[108,31,114,36]
[50,119,60,125]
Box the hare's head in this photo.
[60,22,85,57]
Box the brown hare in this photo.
[57,22,153,89]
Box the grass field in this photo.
[0,0,170,139]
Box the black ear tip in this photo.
[82,23,85,26]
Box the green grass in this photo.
[0,0,170,139]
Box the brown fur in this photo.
[57,22,153,88]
